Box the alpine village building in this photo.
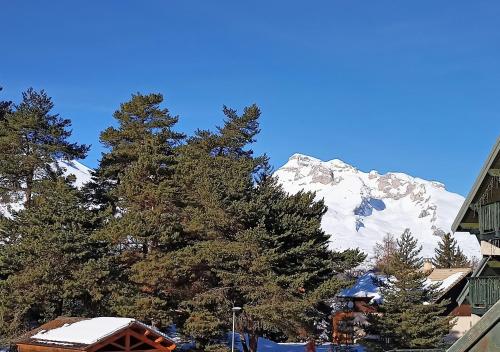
[447,137,500,351]
[15,317,177,352]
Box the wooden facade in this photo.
[452,137,500,317]
[16,317,176,352]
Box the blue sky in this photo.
[1,1,499,196]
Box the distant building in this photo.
[15,316,176,352]
[333,268,473,343]
[333,272,385,344]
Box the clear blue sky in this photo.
[1,1,499,196]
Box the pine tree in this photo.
[0,88,88,207]
[432,233,470,268]
[174,106,362,351]
[91,93,186,327]
[367,229,452,349]
[98,92,184,183]
[0,177,110,343]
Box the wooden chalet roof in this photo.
[16,316,176,351]
[427,267,471,301]
[452,136,500,233]
[427,267,471,281]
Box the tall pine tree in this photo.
[174,106,362,351]
[91,93,186,327]
[0,88,88,208]
[367,229,451,349]
[432,233,470,268]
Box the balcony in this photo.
[478,202,500,235]
[468,276,500,315]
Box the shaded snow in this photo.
[32,317,134,344]
[339,272,388,303]
[274,154,480,260]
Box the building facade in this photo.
[452,137,500,319]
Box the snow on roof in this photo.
[31,317,135,345]
[426,268,471,298]
[339,272,389,303]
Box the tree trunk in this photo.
[248,333,258,352]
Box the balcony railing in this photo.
[468,276,500,315]
[487,238,500,248]
[478,202,500,234]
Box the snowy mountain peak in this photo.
[274,154,480,260]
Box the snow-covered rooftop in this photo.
[31,317,135,344]
[426,268,471,298]
[339,272,389,303]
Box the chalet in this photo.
[15,317,176,352]
[333,272,384,344]
[446,137,500,351]
[451,137,500,320]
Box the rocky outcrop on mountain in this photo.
[274,154,480,259]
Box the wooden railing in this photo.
[478,202,500,234]
[468,276,500,314]
[487,238,500,248]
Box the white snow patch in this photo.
[31,317,134,344]
[58,160,93,188]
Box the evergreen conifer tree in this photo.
[92,93,186,327]
[0,88,88,207]
[0,177,110,343]
[173,107,363,351]
[432,233,470,268]
[367,229,452,349]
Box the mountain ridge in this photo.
[274,153,480,260]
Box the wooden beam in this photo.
[460,222,479,229]
[154,337,164,344]
[88,330,128,352]
[110,342,126,350]
[127,329,175,352]
[126,333,131,352]
[130,340,146,350]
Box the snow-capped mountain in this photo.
[274,154,480,260]
[2,156,480,260]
